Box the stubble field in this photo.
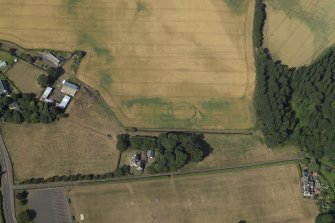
[0,0,256,129]
[68,164,318,223]
[264,0,335,67]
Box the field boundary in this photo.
[13,157,301,190]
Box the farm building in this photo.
[147,150,155,159]
[0,80,10,95]
[301,168,319,198]
[56,95,71,109]
[40,87,53,101]
[61,80,79,96]
[42,52,63,67]
[0,61,7,69]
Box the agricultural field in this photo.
[6,60,44,95]
[0,0,256,129]
[68,164,318,223]
[264,0,335,67]
[1,87,123,182]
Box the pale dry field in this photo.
[69,164,318,223]
[264,0,335,67]
[1,87,122,182]
[6,60,44,95]
[0,0,255,129]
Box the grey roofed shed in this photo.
[147,150,155,158]
[0,80,10,95]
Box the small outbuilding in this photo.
[61,80,79,96]
[147,150,155,159]
[56,95,72,109]
[0,61,7,69]
[40,87,53,101]
[0,80,10,95]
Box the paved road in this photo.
[14,157,301,190]
[0,133,17,223]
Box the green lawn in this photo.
[0,51,17,65]
[0,50,18,74]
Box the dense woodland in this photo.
[254,0,335,221]
[117,132,212,173]
[254,3,335,162]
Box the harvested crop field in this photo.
[68,164,318,223]
[264,0,335,67]
[1,87,122,182]
[0,0,256,129]
[6,60,44,95]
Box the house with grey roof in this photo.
[147,150,155,159]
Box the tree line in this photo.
[117,132,212,173]
[0,93,64,124]
[20,165,130,185]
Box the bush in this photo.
[114,165,129,177]
[309,162,320,172]
[113,168,125,177]
[315,213,334,223]
[302,158,310,166]
[116,134,130,152]
[20,53,35,64]
[37,74,48,88]
[16,190,28,201]
[46,67,65,85]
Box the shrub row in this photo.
[19,165,129,184]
